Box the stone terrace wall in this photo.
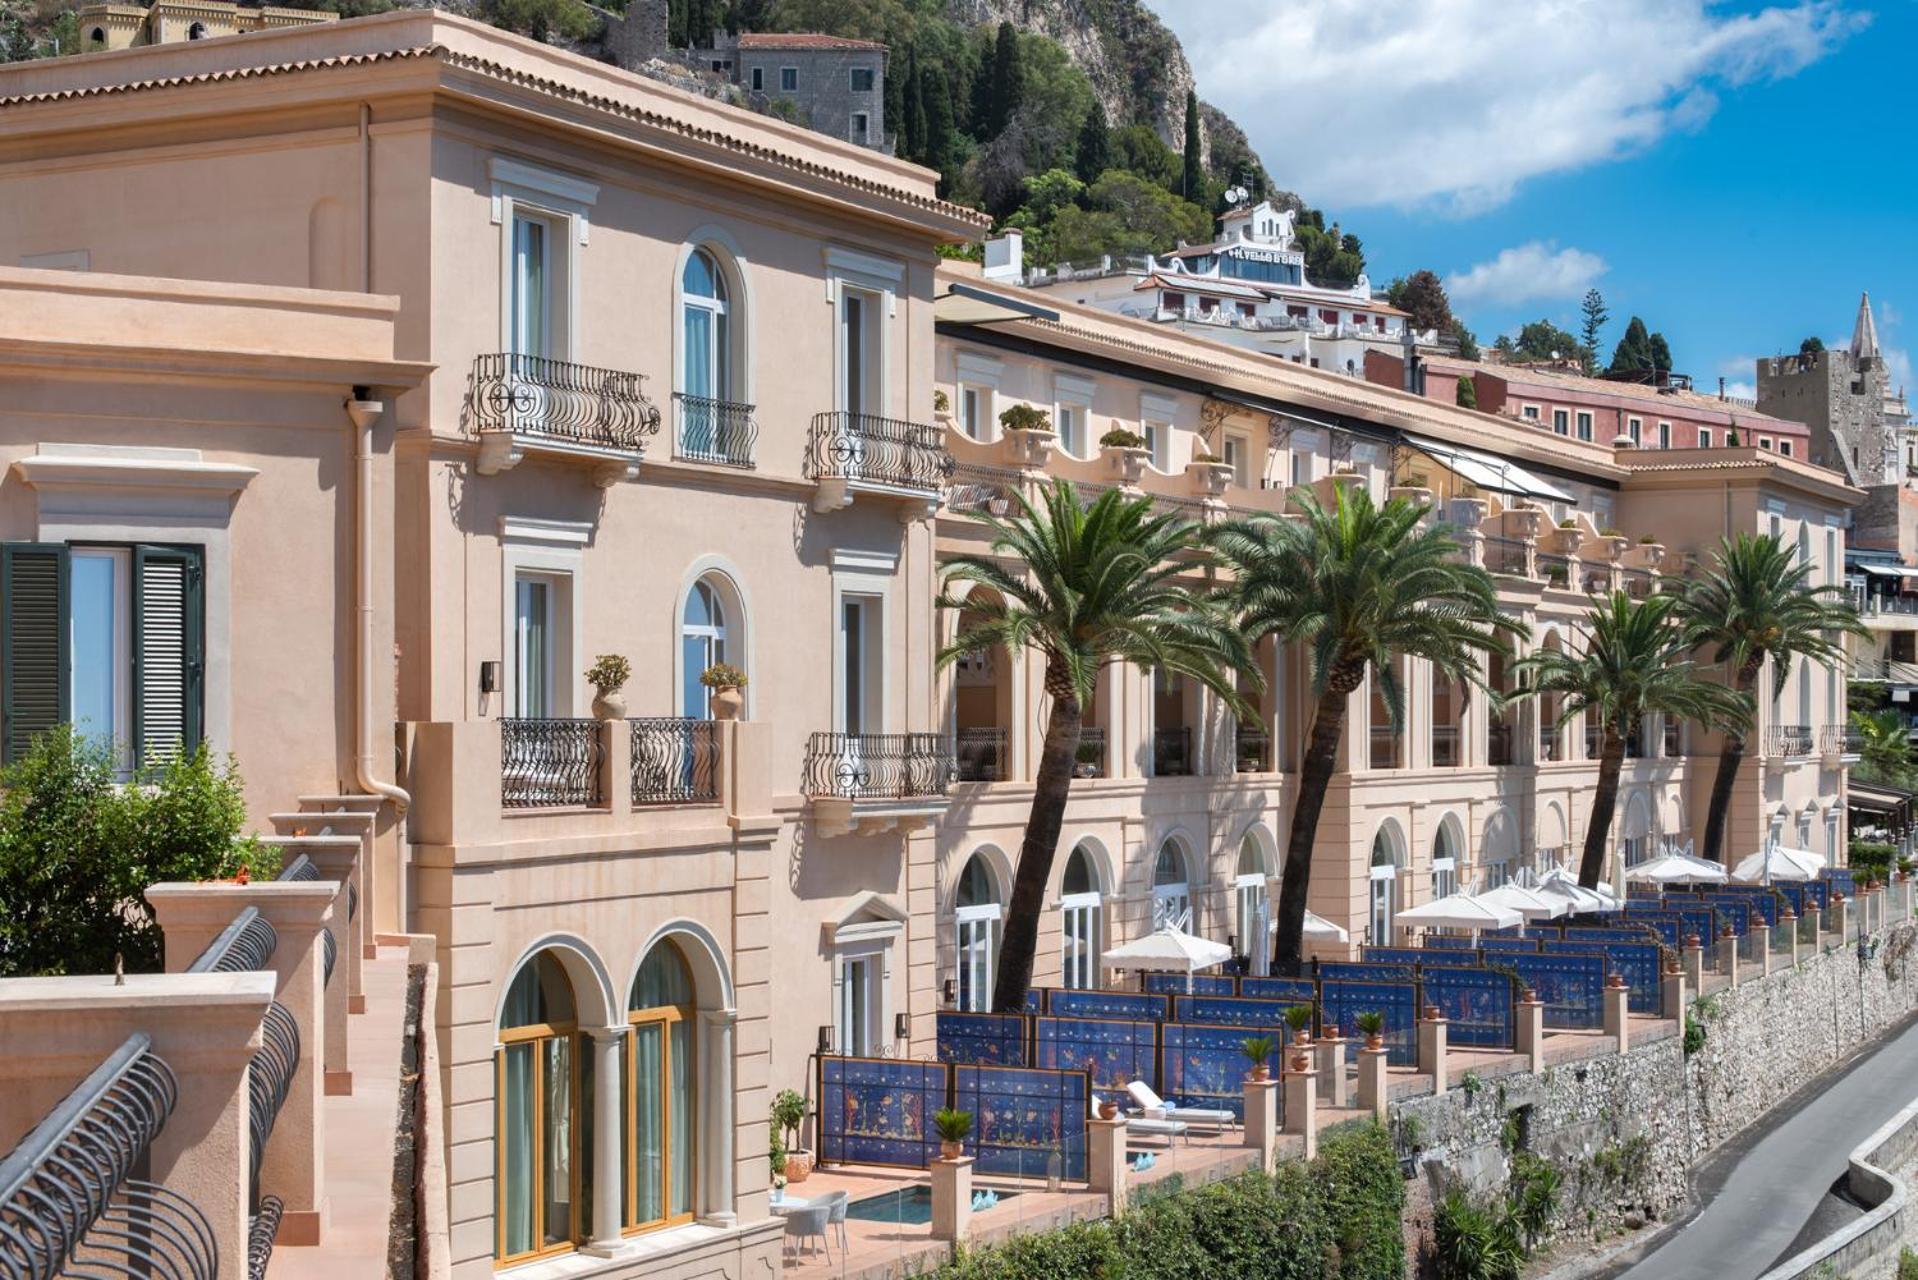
[1397,920,1918,1247]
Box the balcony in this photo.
[1236,725,1273,773]
[1539,724,1561,762]
[946,462,1024,517]
[1432,723,1461,768]
[955,726,1008,782]
[1153,726,1193,777]
[1538,552,1573,590]
[629,717,722,805]
[1488,721,1514,766]
[1662,719,1682,758]
[1483,536,1528,577]
[672,393,758,468]
[1075,727,1108,778]
[806,411,953,519]
[1821,723,1864,758]
[804,732,952,836]
[1370,725,1400,770]
[501,717,605,809]
[1622,568,1656,599]
[1767,724,1814,759]
[466,353,661,486]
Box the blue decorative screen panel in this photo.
[1715,889,1782,926]
[1046,990,1170,1022]
[1422,936,1479,950]
[1803,880,1830,910]
[1318,979,1419,1065]
[937,1012,1029,1066]
[1032,1016,1158,1096]
[1320,960,1418,983]
[1825,868,1857,898]
[952,1064,1090,1182]
[1692,895,1758,931]
[1476,937,1544,952]
[1609,915,1680,947]
[1634,902,1713,943]
[1161,1022,1277,1121]
[1548,940,1661,1013]
[1420,967,1516,1049]
[1503,952,1605,1030]
[1560,927,1660,944]
[1144,973,1237,996]
[1173,994,1299,1030]
[1366,946,1479,968]
[1022,989,1045,1014]
[817,1057,947,1170]
[1240,976,1318,1001]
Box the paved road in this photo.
[1621,1012,1918,1279]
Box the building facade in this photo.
[1758,293,1914,486]
[714,31,889,152]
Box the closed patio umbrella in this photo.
[1393,892,1524,932]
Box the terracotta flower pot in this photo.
[711,686,744,720]
[1245,1064,1269,1084]
[1287,1049,1310,1073]
[1098,1100,1119,1121]
[1519,988,1536,1004]
[940,1140,964,1161]
[785,1150,814,1183]
[1365,1033,1385,1052]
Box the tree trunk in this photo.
[1273,680,1356,972]
[1579,728,1625,889]
[1701,657,1765,864]
[990,658,1082,1014]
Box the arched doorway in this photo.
[679,574,739,718]
[1151,838,1193,931]
[1622,792,1652,868]
[955,853,1003,1011]
[628,939,696,1233]
[1060,843,1102,990]
[1233,831,1274,974]
[496,951,581,1264]
[1432,818,1461,898]
[1369,825,1403,945]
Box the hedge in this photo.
[932,1121,1402,1280]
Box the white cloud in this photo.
[1146,0,1868,211]
[1724,380,1758,401]
[1447,242,1608,307]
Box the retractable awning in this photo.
[1849,781,1914,813]
[1402,433,1575,504]
[934,282,1061,326]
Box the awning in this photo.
[1849,781,1915,813]
[934,282,1060,326]
[1402,434,1575,503]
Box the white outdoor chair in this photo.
[783,1204,832,1262]
[1125,1080,1236,1133]
[819,1189,851,1251]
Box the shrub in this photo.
[770,1088,806,1150]
[1897,1246,1918,1280]
[584,653,630,696]
[1851,840,1896,882]
[1432,1189,1522,1280]
[1355,1010,1386,1038]
[1315,1122,1405,1280]
[934,389,951,414]
[999,403,1053,433]
[934,1108,974,1143]
[699,662,748,690]
[1100,427,1147,449]
[1683,1013,1707,1056]
[1506,1151,1560,1249]
[941,1219,1123,1280]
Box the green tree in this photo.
[1519,593,1749,887]
[1851,708,1913,788]
[1294,209,1365,288]
[1510,318,1583,364]
[1800,336,1826,355]
[1074,99,1111,184]
[1578,289,1609,375]
[1456,375,1478,409]
[1648,331,1674,373]
[1675,533,1864,862]
[1181,88,1205,202]
[1386,270,1454,335]
[1450,321,1481,362]
[922,64,955,184]
[482,0,598,42]
[1609,315,1653,373]
[982,20,1023,137]
[1209,488,1515,966]
[900,46,925,160]
[1047,169,1211,261]
[939,481,1255,1011]
[1112,124,1181,192]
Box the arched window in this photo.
[88,25,104,42]
[1369,828,1400,945]
[1060,844,1101,990]
[187,20,207,38]
[1234,833,1272,974]
[1432,822,1459,898]
[679,247,746,463]
[628,940,695,1233]
[497,951,580,1264]
[1622,793,1652,868]
[679,576,734,717]
[955,854,1002,1011]
[1151,840,1192,931]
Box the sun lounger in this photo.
[1126,1080,1235,1133]
[1090,1093,1189,1146]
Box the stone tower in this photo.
[1756,292,1911,486]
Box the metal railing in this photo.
[0,1033,216,1280]
[1821,723,1863,755]
[1075,727,1108,778]
[1483,536,1527,576]
[188,906,278,975]
[805,411,952,493]
[1663,719,1682,758]
[249,1195,286,1280]
[672,393,757,468]
[1767,724,1814,758]
[1235,725,1272,773]
[802,733,953,801]
[1153,726,1192,777]
[501,718,605,809]
[945,463,1023,517]
[466,353,660,452]
[247,1003,300,1193]
[954,727,1007,783]
[1488,721,1514,766]
[629,718,721,805]
[1432,724,1461,767]
[276,854,340,988]
[1370,725,1399,770]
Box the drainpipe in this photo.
[348,393,409,816]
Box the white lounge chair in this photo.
[1091,1092,1189,1147]
[1125,1080,1236,1134]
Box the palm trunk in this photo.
[990,659,1082,1014]
[1701,657,1764,863]
[1580,728,1626,889]
[1274,681,1355,972]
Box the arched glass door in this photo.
[955,855,1001,1011]
[628,940,696,1233]
[1152,840,1192,931]
[1060,845,1100,990]
[1233,834,1271,974]
[496,952,579,1264]
[1369,832,1399,945]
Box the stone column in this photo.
[1780,908,1800,967]
[1718,929,1740,988]
[1517,993,1546,1073]
[1089,1116,1129,1212]
[1315,1034,1350,1108]
[1603,976,1630,1054]
[701,1008,738,1227]
[1682,936,1705,990]
[931,1155,973,1242]
[1661,967,1688,1021]
[1243,1079,1278,1173]
[1754,921,1772,975]
[581,1027,632,1258]
[1356,1042,1390,1120]
[1417,1007,1448,1093]
[1282,1063,1317,1159]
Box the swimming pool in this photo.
[843,1185,1019,1225]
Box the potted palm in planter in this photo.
[1074,739,1104,778]
[933,388,953,428]
[1355,1010,1386,1052]
[700,662,748,720]
[771,1089,812,1184]
[1240,1035,1275,1083]
[586,653,631,720]
[934,1108,973,1160]
[1283,1004,1313,1070]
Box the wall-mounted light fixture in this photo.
[941,979,957,1008]
[816,1025,833,1054]
[894,1012,911,1040]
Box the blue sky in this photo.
[1146,0,1914,399]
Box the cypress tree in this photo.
[1181,88,1204,201]
[901,48,925,160]
[923,66,955,188]
[984,21,1023,135]
[1648,331,1674,374]
[1609,316,1652,373]
[1075,99,1111,184]
[885,46,905,147]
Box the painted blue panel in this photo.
[1144,973,1237,996]
[1502,953,1605,1030]
[1546,940,1662,1013]
[1476,937,1544,952]
[1320,960,1418,983]
[1713,888,1782,926]
[1318,979,1420,1065]
[1560,926,1661,944]
[1803,880,1830,910]
[1161,1022,1279,1120]
[1240,976,1318,1001]
[953,1064,1090,1181]
[818,1057,947,1170]
[1422,935,1480,950]
[936,1012,1029,1066]
[1420,967,1516,1049]
[1692,894,1762,930]
[1022,989,1044,1014]
[1824,867,1858,898]
[1173,994,1301,1030]
[1365,946,1480,969]
[1046,990,1170,1022]
[1032,1016,1158,1096]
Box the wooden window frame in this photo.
[494,1017,582,1267]
[625,999,696,1235]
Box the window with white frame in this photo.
[1657,421,1672,449]
[1627,417,1642,445]
[1060,845,1100,990]
[1521,404,1540,421]
[1233,834,1270,974]
[1369,831,1399,945]
[1223,433,1252,488]
[958,385,988,440]
[829,248,901,426]
[1152,839,1192,931]
[1576,411,1594,442]
[1552,409,1569,435]
[499,517,587,721]
[1054,372,1094,458]
[490,158,597,366]
[954,854,1001,1011]
[837,953,878,1055]
[832,547,893,738]
[1141,394,1177,470]
[1698,428,1713,448]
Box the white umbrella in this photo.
[1731,846,1824,883]
[1472,882,1569,920]
[1627,852,1729,885]
[1537,867,1623,913]
[1394,892,1524,931]
[1100,925,1233,973]
[1302,909,1350,942]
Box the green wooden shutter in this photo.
[132,545,204,766]
[1,543,70,762]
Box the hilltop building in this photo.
[74,0,333,49]
[1758,293,1913,487]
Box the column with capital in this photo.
[701,1007,739,1227]
[581,1026,633,1258]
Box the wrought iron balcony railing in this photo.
[1821,723,1864,755]
[1768,724,1814,758]
[1432,723,1461,767]
[1370,725,1400,770]
[1153,726,1192,777]
[502,718,605,809]
[1235,725,1272,773]
[955,727,1007,782]
[1074,726,1108,778]
[630,717,722,805]
[803,732,953,801]
[467,353,661,453]
[1488,721,1514,766]
[673,393,758,468]
[805,411,953,494]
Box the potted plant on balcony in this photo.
[701,662,748,721]
[1283,1002,1314,1051]
[933,388,952,427]
[1074,739,1103,778]
[586,653,631,720]
[1101,426,1151,484]
[934,1107,973,1160]
[771,1088,812,1184]
[1000,403,1056,465]
[1186,443,1235,497]
[1240,1035,1275,1083]
[1355,1010,1386,1052]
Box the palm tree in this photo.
[1519,592,1749,888]
[1675,534,1863,862]
[1208,485,1518,968]
[1850,708,1913,789]
[939,479,1257,1012]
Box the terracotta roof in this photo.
[1432,356,1809,430]
[737,32,885,51]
